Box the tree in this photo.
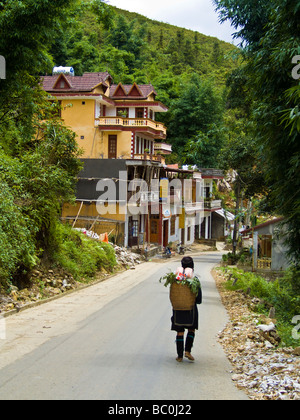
[220,65,267,200]
[108,15,146,70]
[0,158,36,288]
[184,124,225,168]
[0,0,75,85]
[214,0,272,48]
[166,75,224,157]
[0,0,82,287]
[214,0,300,262]
[0,0,77,139]
[0,98,82,285]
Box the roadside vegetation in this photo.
[219,267,300,347]
[52,224,117,282]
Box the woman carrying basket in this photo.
[171,256,202,362]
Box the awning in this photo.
[214,209,235,221]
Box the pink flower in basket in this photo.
[176,273,186,281]
[175,267,193,281]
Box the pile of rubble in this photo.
[213,269,300,400]
[0,268,79,314]
[0,246,144,314]
[113,245,144,269]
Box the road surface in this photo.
[0,252,248,400]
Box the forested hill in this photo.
[50,4,239,102]
[112,6,238,81]
[48,3,239,162]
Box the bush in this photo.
[52,224,117,281]
[277,267,300,323]
[222,249,251,266]
[221,267,300,346]
[0,180,36,290]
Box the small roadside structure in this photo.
[241,218,290,272]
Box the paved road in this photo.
[0,252,248,400]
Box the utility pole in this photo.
[232,176,241,257]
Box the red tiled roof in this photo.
[110,83,157,99]
[41,72,112,92]
[41,72,157,99]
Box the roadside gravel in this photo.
[213,268,300,400]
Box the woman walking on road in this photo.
[171,256,202,362]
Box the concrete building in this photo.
[241,218,290,272]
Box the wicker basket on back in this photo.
[170,283,196,311]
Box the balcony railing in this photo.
[154,142,172,154]
[200,168,224,178]
[257,258,272,270]
[95,117,167,136]
[133,153,165,165]
[204,200,222,209]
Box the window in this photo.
[205,186,210,199]
[151,220,158,234]
[136,136,140,154]
[117,108,129,118]
[130,220,138,237]
[171,216,176,236]
[136,108,144,119]
[188,226,191,242]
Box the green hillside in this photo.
[113,6,238,78]
[48,2,240,161]
[50,3,239,102]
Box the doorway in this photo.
[128,217,139,247]
[163,220,169,247]
[150,216,159,244]
[108,135,117,159]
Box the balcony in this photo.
[185,202,205,214]
[200,168,224,179]
[154,142,172,155]
[133,153,165,165]
[204,200,222,210]
[95,117,167,139]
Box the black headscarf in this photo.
[181,256,194,270]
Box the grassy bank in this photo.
[52,224,118,282]
[0,224,119,313]
[218,267,300,348]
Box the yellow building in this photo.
[42,70,225,250]
[42,71,169,160]
[42,70,172,247]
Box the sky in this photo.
[107,0,238,45]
